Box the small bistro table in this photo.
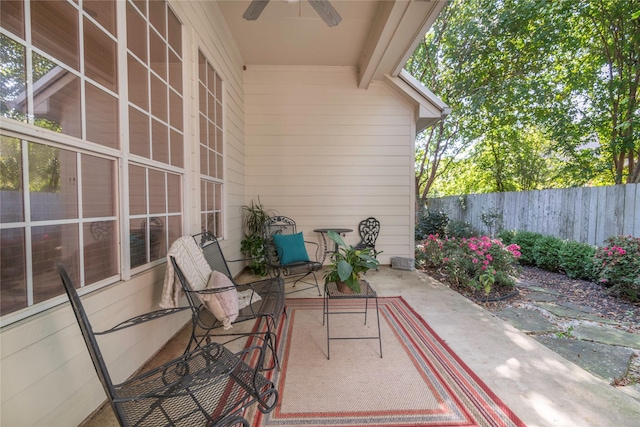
[322,279,382,360]
[313,228,353,263]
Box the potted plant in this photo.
[240,199,274,276]
[324,230,380,293]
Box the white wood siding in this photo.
[0,2,248,425]
[244,66,416,264]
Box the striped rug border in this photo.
[246,297,526,427]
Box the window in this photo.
[127,1,183,267]
[0,0,184,320]
[198,50,223,237]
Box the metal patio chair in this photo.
[355,217,380,258]
[57,263,278,427]
[170,232,285,370]
[263,215,322,295]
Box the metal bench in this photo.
[170,232,285,370]
[57,263,277,427]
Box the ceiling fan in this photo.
[243,0,342,27]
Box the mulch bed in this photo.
[421,265,640,333]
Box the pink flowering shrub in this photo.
[593,235,640,302]
[415,235,521,293]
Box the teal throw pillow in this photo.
[273,232,310,265]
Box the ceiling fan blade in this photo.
[243,0,270,21]
[308,0,342,27]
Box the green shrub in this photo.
[559,241,596,280]
[415,208,450,240]
[510,231,541,266]
[593,235,640,302]
[447,220,476,238]
[416,235,521,295]
[496,229,516,245]
[532,235,565,272]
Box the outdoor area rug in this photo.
[246,297,525,427]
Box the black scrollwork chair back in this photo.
[355,217,380,258]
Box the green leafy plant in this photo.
[509,230,540,266]
[240,199,275,276]
[532,235,565,272]
[446,220,476,239]
[593,235,640,302]
[324,230,380,293]
[556,325,575,339]
[415,208,450,240]
[559,241,596,280]
[480,208,503,237]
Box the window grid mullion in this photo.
[21,139,34,306]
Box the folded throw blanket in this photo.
[161,236,211,309]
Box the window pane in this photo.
[0,35,28,123]
[29,143,78,221]
[166,172,180,213]
[130,217,146,268]
[129,106,150,157]
[208,121,216,149]
[217,154,224,179]
[216,127,223,152]
[31,0,79,71]
[33,223,79,303]
[199,145,207,175]
[148,216,165,261]
[169,129,183,168]
[131,0,146,17]
[200,181,206,212]
[1,228,26,314]
[84,221,117,284]
[168,49,181,94]
[32,53,82,139]
[0,0,25,39]
[208,150,216,177]
[83,1,116,36]
[206,181,214,210]
[148,0,165,38]
[151,118,168,164]
[81,154,115,217]
[86,83,119,149]
[84,17,117,92]
[0,136,24,223]
[148,169,165,214]
[167,214,180,248]
[167,7,181,57]
[198,51,206,81]
[126,1,146,63]
[150,74,167,122]
[198,83,206,115]
[169,89,182,130]
[199,114,207,145]
[128,54,148,110]
[129,165,147,215]
[149,29,166,80]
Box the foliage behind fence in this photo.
[427,184,639,247]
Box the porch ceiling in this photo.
[217,0,447,88]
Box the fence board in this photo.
[427,183,639,247]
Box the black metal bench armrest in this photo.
[95,307,191,335]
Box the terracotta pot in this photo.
[336,280,355,294]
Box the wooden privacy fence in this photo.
[426,184,640,247]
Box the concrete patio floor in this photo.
[82,266,640,426]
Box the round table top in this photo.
[313,228,353,234]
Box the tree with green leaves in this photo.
[408,0,640,200]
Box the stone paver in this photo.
[535,301,621,325]
[535,336,635,382]
[493,307,557,333]
[572,323,640,350]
